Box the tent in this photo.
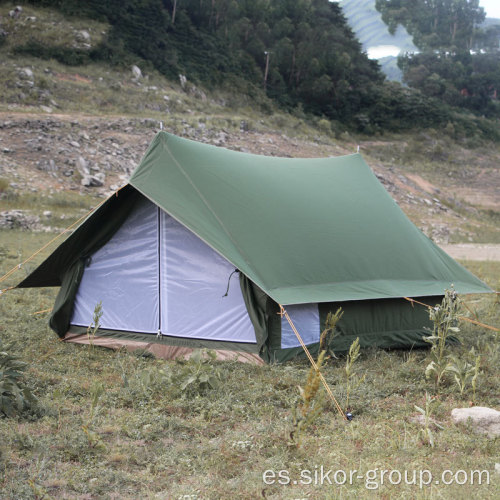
[17,132,492,362]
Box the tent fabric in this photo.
[17,185,140,289]
[66,325,261,353]
[15,131,493,362]
[159,209,256,343]
[71,197,160,334]
[280,304,320,349]
[63,332,264,364]
[129,132,491,305]
[71,196,256,343]
[17,185,141,336]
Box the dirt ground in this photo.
[440,243,500,261]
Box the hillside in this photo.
[0,4,498,250]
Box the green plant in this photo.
[424,288,460,388]
[121,362,171,403]
[290,350,327,447]
[319,307,344,357]
[343,337,366,412]
[86,301,103,351]
[173,349,221,395]
[81,382,106,451]
[0,340,37,418]
[447,348,481,397]
[471,351,481,403]
[414,391,443,448]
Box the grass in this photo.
[0,230,499,499]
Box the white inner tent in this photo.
[71,197,257,343]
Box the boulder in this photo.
[18,68,34,80]
[77,156,90,176]
[132,65,142,79]
[179,74,187,89]
[75,30,91,43]
[81,172,105,187]
[451,407,500,438]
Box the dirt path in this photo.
[440,244,500,261]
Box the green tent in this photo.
[17,132,492,362]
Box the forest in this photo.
[376,0,500,117]
[13,0,499,136]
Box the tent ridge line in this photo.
[159,137,269,290]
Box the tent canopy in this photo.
[19,131,491,305]
[129,132,490,303]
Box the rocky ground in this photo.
[0,111,498,257]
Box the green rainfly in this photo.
[17,132,492,362]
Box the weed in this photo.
[414,391,443,448]
[86,301,103,352]
[446,348,481,398]
[81,382,106,451]
[290,350,327,447]
[0,339,37,418]
[424,287,460,388]
[342,337,366,413]
[172,349,221,396]
[319,307,343,357]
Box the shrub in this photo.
[0,340,37,418]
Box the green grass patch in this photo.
[0,231,498,498]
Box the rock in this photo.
[40,105,53,113]
[9,6,22,18]
[18,68,34,80]
[179,74,187,89]
[0,210,40,230]
[132,65,142,79]
[75,30,91,43]
[451,407,500,438]
[69,140,81,148]
[81,175,92,187]
[81,172,105,187]
[77,156,90,175]
[43,211,52,218]
[496,463,500,475]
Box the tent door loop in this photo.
[222,269,239,297]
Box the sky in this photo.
[480,0,500,19]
